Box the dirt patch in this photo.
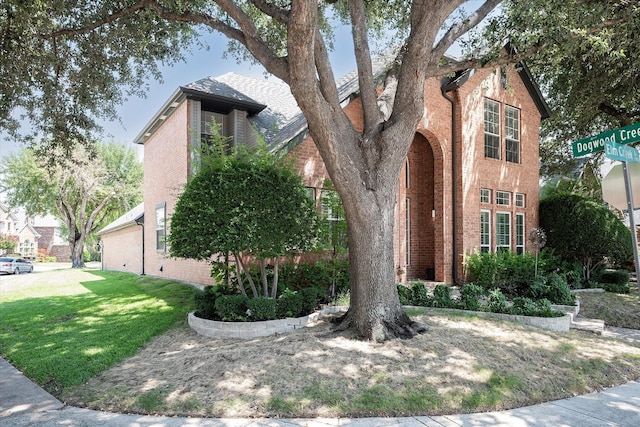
[62,313,640,418]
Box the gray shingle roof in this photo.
[97,203,144,235]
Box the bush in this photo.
[544,273,575,305]
[397,283,412,305]
[276,289,304,318]
[194,286,218,320]
[299,286,322,314]
[487,289,508,313]
[410,281,432,306]
[246,297,277,321]
[601,282,631,294]
[459,284,484,311]
[432,284,456,308]
[278,260,349,297]
[215,294,248,321]
[510,297,537,315]
[465,250,536,296]
[597,269,631,286]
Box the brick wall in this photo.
[142,100,216,286]
[101,225,143,274]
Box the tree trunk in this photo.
[335,187,427,341]
[70,233,86,268]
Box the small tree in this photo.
[169,145,320,299]
[539,194,632,282]
[0,233,19,254]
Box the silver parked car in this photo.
[0,257,34,275]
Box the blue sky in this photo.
[0,28,357,160]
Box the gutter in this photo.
[135,219,145,276]
[442,74,472,286]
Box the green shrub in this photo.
[279,260,349,296]
[487,289,508,313]
[601,282,631,294]
[544,273,575,305]
[410,281,431,306]
[397,284,412,305]
[432,284,456,308]
[597,269,631,286]
[465,250,536,296]
[246,297,277,321]
[299,286,322,314]
[459,284,484,311]
[194,286,218,320]
[276,289,304,318]
[215,294,248,321]
[510,297,537,315]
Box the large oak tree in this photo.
[0,0,632,340]
[0,143,143,267]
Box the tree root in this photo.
[331,309,428,341]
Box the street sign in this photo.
[572,122,640,157]
[605,140,640,163]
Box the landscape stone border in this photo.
[189,300,578,338]
[188,306,347,339]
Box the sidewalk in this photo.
[1,356,639,427]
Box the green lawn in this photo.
[0,269,195,394]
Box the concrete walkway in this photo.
[1,355,639,427]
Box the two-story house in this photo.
[98,57,549,286]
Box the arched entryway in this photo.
[404,133,436,280]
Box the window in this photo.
[496,212,511,252]
[496,191,511,206]
[516,213,525,255]
[305,187,316,201]
[405,158,410,189]
[156,202,166,252]
[480,210,491,253]
[484,98,500,159]
[406,198,411,265]
[505,105,520,163]
[480,188,491,204]
[515,193,525,208]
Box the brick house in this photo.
[98,57,549,286]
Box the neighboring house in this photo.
[16,223,40,259]
[99,55,549,286]
[97,203,144,275]
[0,201,19,254]
[33,214,72,261]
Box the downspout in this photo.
[135,220,145,275]
[441,86,464,286]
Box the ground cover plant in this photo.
[0,269,194,395]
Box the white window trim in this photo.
[496,211,511,252]
[156,202,166,253]
[505,105,521,164]
[480,209,491,253]
[496,191,511,206]
[484,98,501,159]
[516,213,525,254]
[515,193,525,208]
[480,188,491,204]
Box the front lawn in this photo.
[0,269,194,394]
[577,291,640,329]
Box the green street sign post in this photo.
[605,140,640,163]
[582,122,640,294]
[573,121,640,157]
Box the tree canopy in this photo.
[0,142,143,267]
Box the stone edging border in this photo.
[189,300,579,338]
[188,306,348,339]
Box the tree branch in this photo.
[432,0,501,61]
[348,0,380,139]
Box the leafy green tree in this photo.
[0,233,19,253]
[1,0,633,339]
[169,146,319,299]
[0,142,143,267]
[539,194,633,282]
